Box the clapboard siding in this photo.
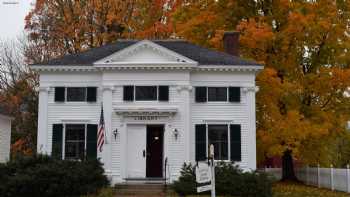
[37,66,258,183]
[0,115,11,163]
[190,73,255,170]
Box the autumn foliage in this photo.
[20,0,350,173]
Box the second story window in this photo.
[195,86,240,103]
[123,86,169,101]
[54,87,97,102]
[136,86,157,101]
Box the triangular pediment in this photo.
[94,40,197,66]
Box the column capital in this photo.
[242,86,259,93]
[102,85,115,92]
[176,85,193,92]
[39,86,50,92]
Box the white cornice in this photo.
[30,65,97,72]
[30,64,263,72]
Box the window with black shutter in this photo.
[54,87,65,102]
[87,87,97,102]
[86,124,98,160]
[195,87,207,102]
[208,125,228,160]
[136,86,157,100]
[208,87,228,101]
[229,87,240,102]
[158,86,169,101]
[230,124,241,161]
[67,87,86,102]
[52,124,63,159]
[195,124,207,161]
[123,86,134,101]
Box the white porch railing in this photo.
[264,165,350,193]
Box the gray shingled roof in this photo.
[35,40,260,66]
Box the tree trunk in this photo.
[281,149,298,181]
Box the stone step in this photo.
[114,184,168,196]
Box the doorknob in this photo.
[143,150,146,158]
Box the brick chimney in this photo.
[223,31,239,56]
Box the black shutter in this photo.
[230,124,241,161]
[86,124,98,160]
[158,86,169,101]
[195,87,207,102]
[229,87,240,102]
[195,124,207,161]
[54,87,65,102]
[123,86,134,101]
[52,124,63,159]
[87,87,97,102]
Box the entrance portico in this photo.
[115,106,177,181]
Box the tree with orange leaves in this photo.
[173,0,350,180]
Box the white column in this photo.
[37,86,50,154]
[347,164,350,193]
[245,86,257,170]
[317,164,320,188]
[331,164,334,191]
[102,85,113,175]
[178,85,192,162]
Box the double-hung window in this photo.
[123,85,169,101]
[195,86,240,102]
[52,124,98,160]
[195,124,241,161]
[54,87,97,102]
[65,124,86,160]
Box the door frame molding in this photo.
[122,122,169,181]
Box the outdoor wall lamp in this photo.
[173,128,179,140]
[113,128,118,140]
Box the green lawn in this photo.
[272,182,350,197]
[87,182,350,197]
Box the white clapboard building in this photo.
[31,32,263,184]
[0,107,11,163]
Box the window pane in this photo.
[65,124,85,160]
[135,86,157,100]
[208,87,227,101]
[208,125,228,160]
[67,87,86,102]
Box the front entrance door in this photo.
[146,125,164,178]
[127,125,146,178]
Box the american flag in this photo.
[97,105,105,152]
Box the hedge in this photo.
[173,162,273,197]
[0,155,109,197]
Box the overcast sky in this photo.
[0,0,34,40]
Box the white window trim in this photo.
[57,87,97,103]
[202,123,234,162]
[124,85,169,102]
[61,123,89,160]
[195,86,241,103]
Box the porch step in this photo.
[114,183,167,196]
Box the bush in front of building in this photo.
[172,162,273,197]
[0,155,109,197]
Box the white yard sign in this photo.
[196,144,216,197]
[196,162,212,183]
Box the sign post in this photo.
[196,144,216,197]
[210,144,216,197]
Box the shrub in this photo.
[172,162,273,197]
[172,163,197,195]
[0,155,109,197]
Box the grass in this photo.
[273,182,350,197]
[85,182,350,197]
